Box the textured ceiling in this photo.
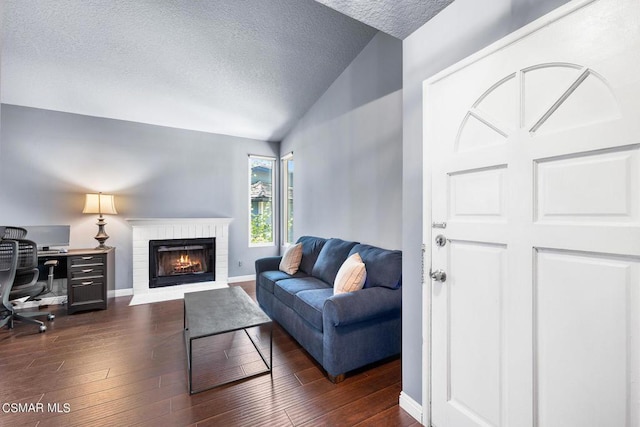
[1,0,451,142]
[315,0,454,39]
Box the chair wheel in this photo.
[47,314,55,321]
[39,325,47,333]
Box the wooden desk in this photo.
[38,248,115,314]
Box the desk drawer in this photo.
[70,280,104,304]
[69,255,105,267]
[69,266,105,279]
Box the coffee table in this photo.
[183,287,272,394]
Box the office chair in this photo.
[2,226,55,333]
[0,229,19,330]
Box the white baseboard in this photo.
[228,274,255,283]
[113,288,134,298]
[399,391,423,425]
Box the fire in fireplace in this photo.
[149,238,215,288]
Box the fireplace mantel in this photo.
[126,218,232,305]
[126,218,233,226]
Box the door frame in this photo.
[420,0,597,424]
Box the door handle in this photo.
[430,269,447,283]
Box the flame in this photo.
[175,253,194,268]
[173,253,200,270]
[170,252,204,275]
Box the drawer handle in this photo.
[81,269,94,273]
[81,256,93,260]
[81,281,94,286]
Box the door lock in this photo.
[435,234,447,247]
[430,269,447,283]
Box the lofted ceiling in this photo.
[1,0,452,142]
[315,0,454,40]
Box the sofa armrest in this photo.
[323,287,401,327]
[255,256,282,275]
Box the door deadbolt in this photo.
[435,234,447,247]
[430,269,447,283]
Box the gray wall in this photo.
[281,31,403,250]
[0,105,279,290]
[401,0,572,404]
[0,3,3,161]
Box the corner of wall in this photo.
[399,391,423,424]
[280,27,403,250]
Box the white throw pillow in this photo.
[279,243,303,275]
[334,253,367,295]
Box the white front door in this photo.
[425,0,640,426]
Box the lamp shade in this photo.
[82,193,117,215]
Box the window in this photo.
[281,153,294,245]
[249,155,275,246]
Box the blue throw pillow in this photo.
[349,244,402,289]
[311,238,359,285]
[296,236,328,274]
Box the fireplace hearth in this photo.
[149,238,215,288]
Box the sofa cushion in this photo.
[274,277,331,308]
[311,238,359,285]
[349,244,402,289]
[258,270,307,294]
[333,253,367,295]
[296,236,328,274]
[279,243,303,274]
[293,288,333,332]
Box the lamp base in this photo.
[94,217,111,250]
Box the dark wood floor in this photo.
[0,282,417,427]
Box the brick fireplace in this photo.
[126,218,232,305]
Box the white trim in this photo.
[249,155,276,247]
[125,217,233,226]
[422,74,434,427]
[421,0,599,424]
[399,391,423,425]
[249,242,275,248]
[280,152,294,245]
[248,154,276,161]
[228,274,255,283]
[113,288,133,298]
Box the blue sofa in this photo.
[255,236,402,382]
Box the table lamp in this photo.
[83,192,117,249]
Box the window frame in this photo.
[248,154,276,247]
[281,152,294,246]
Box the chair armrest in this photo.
[323,287,402,327]
[255,256,282,275]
